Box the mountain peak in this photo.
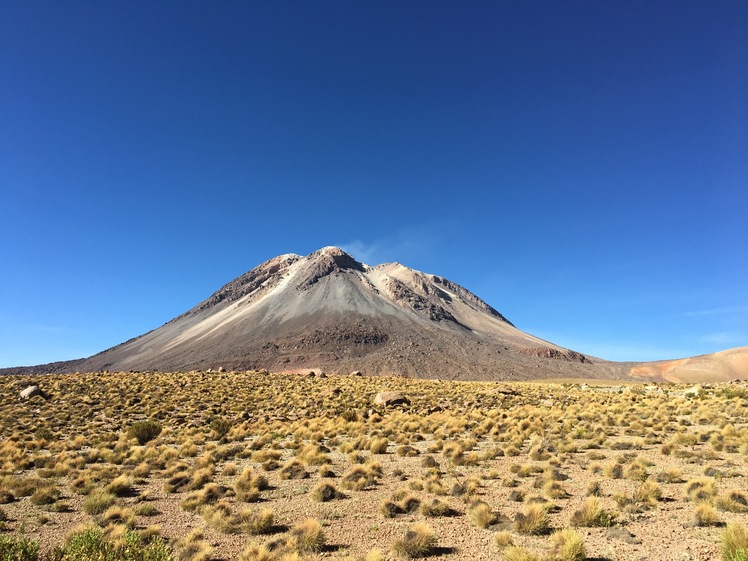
[296,247,365,290]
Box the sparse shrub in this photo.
[398,445,420,457]
[187,467,213,491]
[200,499,241,533]
[543,480,569,499]
[0,490,14,504]
[296,444,331,466]
[392,522,437,558]
[0,530,39,561]
[632,480,662,508]
[181,483,226,512]
[210,417,233,439]
[134,503,159,517]
[128,420,162,445]
[341,465,378,490]
[655,468,683,483]
[381,500,401,518]
[53,526,170,561]
[603,463,623,479]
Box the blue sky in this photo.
[1,1,746,367]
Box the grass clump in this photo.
[106,475,134,497]
[716,491,748,513]
[83,489,117,515]
[341,465,379,490]
[467,501,496,528]
[311,482,344,502]
[239,507,274,535]
[494,530,513,547]
[288,518,326,553]
[692,502,721,527]
[30,486,60,506]
[548,528,586,561]
[234,468,268,502]
[392,522,437,558]
[420,498,454,517]
[502,546,540,561]
[514,504,550,535]
[99,506,136,528]
[279,459,309,480]
[173,527,212,561]
[721,522,748,561]
[369,437,389,454]
[684,477,717,502]
[238,544,275,561]
[570,497,615,527]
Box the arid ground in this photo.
[1,371,748,560]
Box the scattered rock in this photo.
[373,391,410,406]
[350,371,363,377]
[519,347,589,363]
[20,386,41,400]
[604,526,641,544]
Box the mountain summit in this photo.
[52,246,629,380]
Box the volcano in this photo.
[7,247,744,381]
[10,246,630,380]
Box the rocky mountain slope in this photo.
[4,247,743,382]
[2,247,629,380]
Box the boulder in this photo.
[373,391,410,406]
[20,386,41,400]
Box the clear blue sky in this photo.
[1,1,746,367]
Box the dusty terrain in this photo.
[2,370,747,560]
[631,347,748,384]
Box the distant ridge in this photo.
[2,247,744,382]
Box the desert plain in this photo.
[2,370,748,561]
